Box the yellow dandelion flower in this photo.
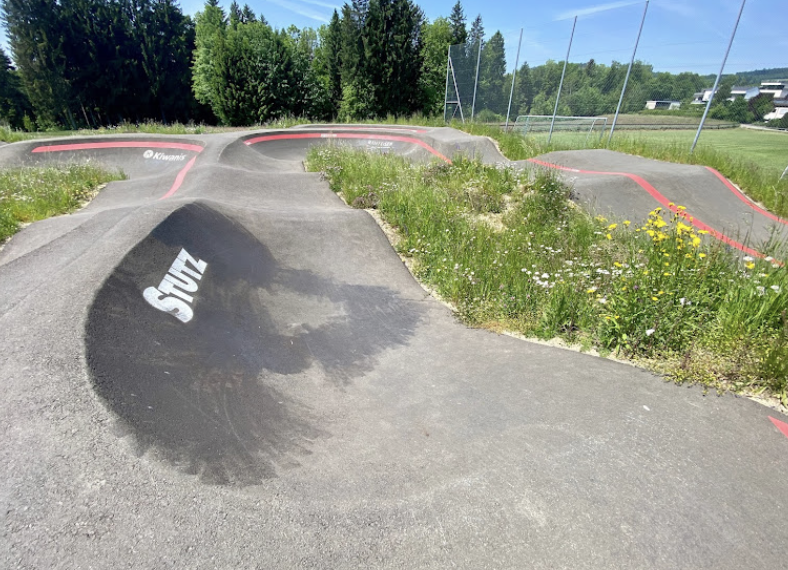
[606,233,612,240]
[691,236,701,248]
[677,205,687,211]
[746,262,755,270]
[624,220,631,226]
[608,223,618,230]
[698,230,709,235]
[699,253,706,259]
[677,222,691,234]
[651,296,659,301]
[663,272,671,276]
[614,262,623,268]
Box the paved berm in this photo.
[1,126,786,569]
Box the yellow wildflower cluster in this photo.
[641,207,704,251]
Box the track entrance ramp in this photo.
[0,126,787,568]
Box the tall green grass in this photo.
[307,146,788,405]
[0,165,125,243]
[471,125,788,218]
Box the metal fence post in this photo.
[692,0,747,153]
[548,16,577,145]
[609,0,650,144]
[471,39,483,120]
[443,46,451,123]
[505,28,524,132]
[780,163,788,182]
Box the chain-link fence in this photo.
[444,0,788,172]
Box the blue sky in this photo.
[179,0,787,76]
[3,0,787,77]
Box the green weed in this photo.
[307,145,788,407]
[0,165,125,243]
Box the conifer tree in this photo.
[0,47,32,128]
[449,1,467,45]
[479,30,506,114]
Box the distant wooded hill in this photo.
[704,68,788,85]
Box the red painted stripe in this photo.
[32,141,204,153]
[32,141,203,200]
[769,416,788,440]
[244,133,451,163]
[528,158,767,259]
[304,125,429,133]
[158,155,198,200]
[705,167,788,227]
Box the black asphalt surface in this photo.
[1,126,787,569]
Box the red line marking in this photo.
[528,157,767,259]
[303,125,429,133]
[705,167,788,227]
[244,132,451,163]
[32,141,203,200]
[158,155,198,200]
[769,416,788,439]
[32,141,204,153]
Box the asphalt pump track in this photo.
[1,125,787,569]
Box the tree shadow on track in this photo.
[85,202,423,486]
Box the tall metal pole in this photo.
[691,0,747,153]
[443,46,451,123]
[505,28,524,132]
[471,39,483,120]
[780,163,788,182]
[548,16,577,145]
[609,0,650,144]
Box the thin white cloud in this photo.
[266,0,330,23]
[653,0,697,19]
[297,0,341,10]
[555,1,643,21]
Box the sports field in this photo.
[532,126,788,177]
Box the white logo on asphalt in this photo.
[143,248,208,323]
[142,149,186,162]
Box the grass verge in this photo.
[0,164,125,243]
[306,145,788,408]
[463,123,788,219]
[0,117,315,143]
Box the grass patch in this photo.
[473,124,788,219]
[0,164,125,243]
[306,145,788,407]
[0,116,316,143]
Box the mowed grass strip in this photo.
[0,164,125,242]
[307,146,788,406]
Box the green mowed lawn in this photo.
[532,127,788,176]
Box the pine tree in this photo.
[0,47,32,128]
[449,1,467,45]
[1,0,72,127]
[324,11,343,112]
[479,30,505,115]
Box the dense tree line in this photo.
[1,0,781,130]
[0,0,469,128]
[1,0,204,129]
